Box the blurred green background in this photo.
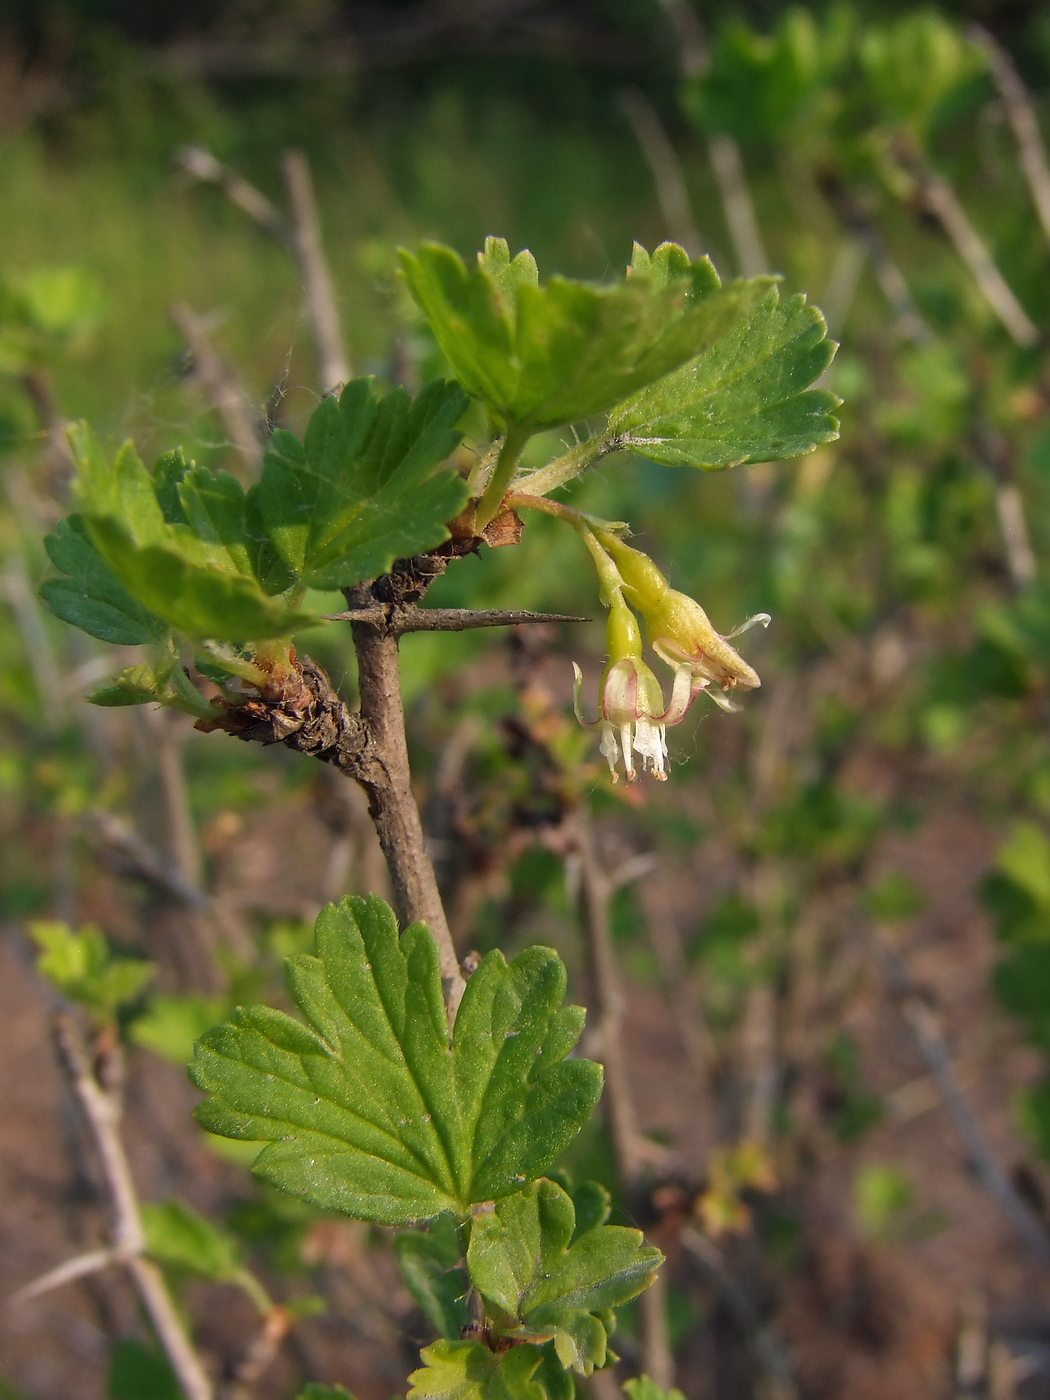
[8,4,1050,1399]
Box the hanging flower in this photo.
[598,533,769,712]
[573,591,693,783]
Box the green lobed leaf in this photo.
[624,1378,687,1400]
[258,377,470,590]
[41,515,170,646]
[609,287,840,469]
[68,425,316,642]
[30,921,154,1021]
[998,823,1050,912]
[466,1179,661,1374]
[87,660,219,720]
[407,1340,572,1400]
[141,1198,243,1281]
[107,1339,180,1400]
[133,993,229,1065]
[399,238,766,435]
[191,896,603,1227]
[396,1215,470,1339]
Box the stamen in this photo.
[620,723,637,782]
[599,721,621,780]
[725,613,772,640]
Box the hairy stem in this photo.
[513,433,620,498]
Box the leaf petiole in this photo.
[473,423,531,532]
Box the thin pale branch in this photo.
[620,88,704,256]
[656,0,708,80]
[900,144,1040,347]
[51,1015,214,1400]
[82,809,211,910]
[170,303,265,481]
[177,146,292,248]
[708,133,771,278]
[281,149,351,390]
[681,1227,799,1400]
[9,1248,115,1305]
[571,815,673,1386]
[976,419,1038,590]
[970,25,1050,251]
[219,1305,292,1400]
[143,708,204,889]
[877,931,1050,1269]
[821,179,933,344]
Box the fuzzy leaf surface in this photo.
[41,515,170,646]
[467,1179,661,1373]
[68,425,315,642]
[400,239,766,434]
[258,377,470,590]
[191,896,602,1226]
[407,1340,572,1400]
[610,288,840,468]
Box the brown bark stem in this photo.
[350,615,465,1013]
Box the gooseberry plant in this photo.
[38,236,838,1400]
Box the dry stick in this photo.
[170,302,265,481]
[655,0,770,278]
[82,808,211,910]
[679,1228,798,1400]
[822,180,933,344]
[638,871,712,1075]
[281,149,351,391]
[819,237,867,342]
[20,366,76,479]
[220,1306,292,1400]
[1,558,65,731]
[176,146,293,248]
[899,143,1040,348]
[11,1015,214,1400]
[573,816,674,1388]
[976,419,1038,589]
[178,144,350,390]
[619,88,704,257]
[145,708,204,890]
[707,134,771,278]
[970,25,1050,251]
[877,930,1050,1269]
[824,183,1036,586]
